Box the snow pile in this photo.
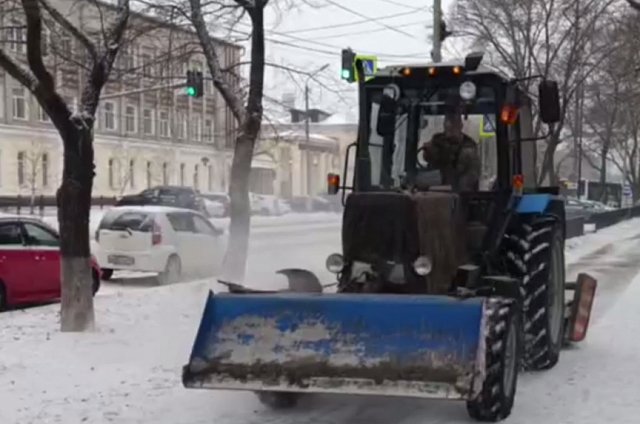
[565,217,640,264]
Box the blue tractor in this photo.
[182,51,597,421]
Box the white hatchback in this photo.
[94,206,228,284]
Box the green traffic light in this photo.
[186,86,196,97]
[341,69,351,79]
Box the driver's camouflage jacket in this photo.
[422,133,481,192]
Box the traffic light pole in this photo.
[100,81,187,100]
[432,0,442,63]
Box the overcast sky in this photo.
[221,0,460,124]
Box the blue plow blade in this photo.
[182,291,488,400]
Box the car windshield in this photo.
[366,81,498,190]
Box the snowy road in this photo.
[2,219,640,423]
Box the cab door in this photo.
[21,221,61,299]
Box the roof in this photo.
[373,62,508,81]
[0,214,44,223]
[106,205,201,214]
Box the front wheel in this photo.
[92,270,101,296]
[101,269,114,281]
[467,298,521,422]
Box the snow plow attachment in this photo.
[565,273,598,343]
[182,291,491,400]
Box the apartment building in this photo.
[0,0,241,197]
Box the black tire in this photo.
[0,282,6,312]
[256,391,300,409]
[466,298,521,422]
[505,216,565,371]
[158,255,181,286]
[101,269,114,281]
[92,270,101,296]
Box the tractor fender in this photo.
[516,193,567,239]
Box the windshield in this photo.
[367,82,498,191]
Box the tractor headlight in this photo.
[459,81,477,100]
[326,253,345,274]
[413,256,432,276]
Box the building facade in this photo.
[0,0,241,197]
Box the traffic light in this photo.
[439,19,453,42]
[341,49,356,83]
[186,70,204,98]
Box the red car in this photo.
[0,216,101,311]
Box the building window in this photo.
[129,159,135,188]
[204,119,213,142]
[108,158,115,188]
[12,87,27,120]
[8,24,26,53]
[143,109,154,135]
[146,161,152,188]
[159,111,169,137]
[194,164,199,189]
[162,162,169,185]
[60,35,72,56]
[42,153,48,187]
[141,51,154,78]
[204,72,213,95]
[177,114,187,139]
[37,103,50,122]
[180,163,185,186]
[17,151,25,186]
[208,164,213,191]
[191,116,201,141]
[125,105,137,133]
[103,102,116,130]
[121,46,136,70]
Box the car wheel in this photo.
[0,282,6,311]
[92,269,101,296]
[158,255,181,286]
[101,269,114,281]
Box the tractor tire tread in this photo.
[466,298,521,422]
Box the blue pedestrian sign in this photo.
[354,55,378,82]
[479,114,496,137]
[623,183,632,197]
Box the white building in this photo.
[0,0,242,198]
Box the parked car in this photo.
[116,186,205,214]
[201,193,230,218]
[251,194,290,216]
[0,215,101,311]
[94,206,227,285]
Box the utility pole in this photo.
[432,0,442,63]
[304,63,330,195]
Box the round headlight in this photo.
[325,253,345,274]
[413,256,432,276]
[459,81,477,100]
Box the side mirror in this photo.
[538,80,560,124]
[327,173,340,195]
[376,94,397,137]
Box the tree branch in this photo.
[37,0,98,62]
[628,0,640,11]
[21,0,54,89]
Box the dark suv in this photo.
[116,186,205,213]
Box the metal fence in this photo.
[566,205,640,239]
[0,195,117,216]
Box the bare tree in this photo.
[17,139,53,212]
[629,0,640,12]
[454,0,618,184]
[0,0,132,331]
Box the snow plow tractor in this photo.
[182,51,598,421]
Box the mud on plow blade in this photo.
[182,292,492,400]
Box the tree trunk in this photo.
[222,135,254,282]
[57,127,95,332]
[598,147,608,202]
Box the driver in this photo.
[421,107,481,191]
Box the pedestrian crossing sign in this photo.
[354,55,378,82]
[479,114,496,137]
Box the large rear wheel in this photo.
[467,298,521,422]
[505,216,565,371]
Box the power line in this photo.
[312,21,426,41]
[278,9,425,35]
[321,0,418,39]
[372,0,426,10]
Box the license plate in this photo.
[108,255,135,266]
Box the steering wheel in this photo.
[416,146,430,170]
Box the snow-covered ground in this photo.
[1,218,640,423]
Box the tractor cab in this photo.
[326,52,562,294]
